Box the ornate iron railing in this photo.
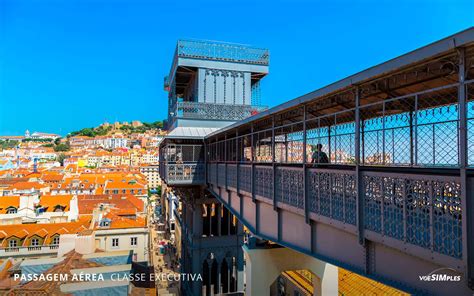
[208,164,464,260]
[170,101,267,122]
[159,144,206,184]
[162,163,205,184]
[0,245,59,256]
[177,39,269,65]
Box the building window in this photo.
[122,189,126,194]
[31,238,39,246]
[112,238,119,248]
[130,237,137,246]
[6,207,17,214]
[54,205,65,212]
[52,236,60,245]
[9,240,17,248]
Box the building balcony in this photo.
[159,143,205,186]
[169,101,267,125]
[160,162,205,185]
[0,245,59,258]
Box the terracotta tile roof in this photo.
[25,172,41,178]
[0,171,12,178]
[102,211,146,229]
[77,194,144,214]
[0,219,91,245]
[104,180,146,190]
[38,195,74,212]
[0,196,21,213]
[7,181,48,190]
[0,178,29,187]
[40,173,64,182]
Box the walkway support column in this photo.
[272,115,277,210]
[355,87,365,246]
[224,134,228,190]
[251,124,256,202]
[458,47,473,290]
[236,130,240,194]
[303,105,309,223]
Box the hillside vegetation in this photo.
[68,121,163,137]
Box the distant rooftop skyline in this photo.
[1,0,473,136]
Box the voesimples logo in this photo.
[419,268,461,282]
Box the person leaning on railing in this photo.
[311,144,329,165]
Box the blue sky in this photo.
[0,0,473,136]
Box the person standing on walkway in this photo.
[311,144,329,164]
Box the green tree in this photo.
[80,128,95,137]
[54,143,70,152]
[56,153,67,166]
[0,140,19,149]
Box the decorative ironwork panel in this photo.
[276,167,303,209]
[382,177,405,240]
[218,164,226,187]
[319,172,331,217]
[344,175,357,225]
[308,170,320,214]
[432,180,462,258]
[331,174,345,221]
[362,171,462,258]
[255,166,273,199]
[307,169,356,225]
[166,163,205,184]
[239,165,252,193]
[227,164,237,189]
[173,101,267,121]
[363,175,383,233]
[406,179,431,249]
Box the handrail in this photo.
[177,39,269,66]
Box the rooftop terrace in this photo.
[176,39,270,66]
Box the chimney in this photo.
[75,230,96,255]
